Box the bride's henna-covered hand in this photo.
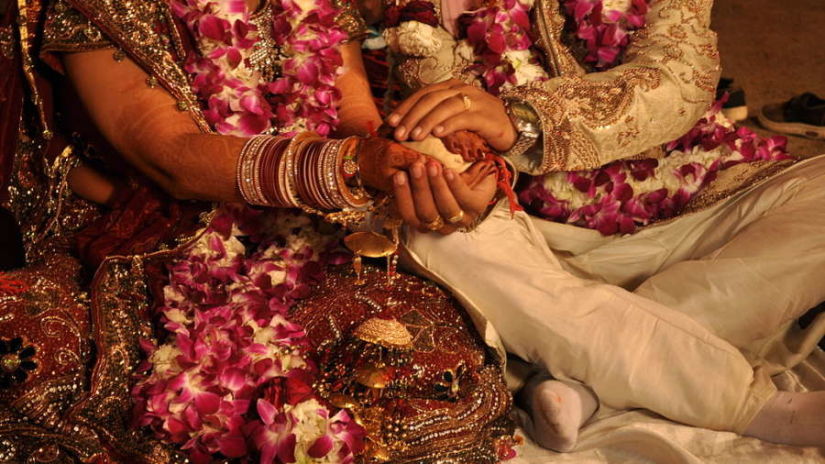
[441,130,490,162]
[358,136,424,192]
[392,160,498,234]
[386,79,517,152]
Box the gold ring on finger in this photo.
[447,210,465,224]
[461,94,472,111]
[423,215,445,231]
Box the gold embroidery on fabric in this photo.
[502,66,663,171]
[682,159,798,214]
[294,266,513,464]
[41,0,112,53]
[331,0,369,41]
[68,257,189,463]
[0,26,13,59]
[0,414,105,463]
[501,0,719,173]
[17,0,51,139]
[65,0,212,132]
[618,115,640,148]
[3,137,101,262]
[533,0,586,78]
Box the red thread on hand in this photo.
[485,154,522,216]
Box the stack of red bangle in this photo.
[236,133,371,214]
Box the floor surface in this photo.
[712,0,825,157]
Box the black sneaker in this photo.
[758,92,825,140]
[716,77,748,122]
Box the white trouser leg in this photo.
[632,157,825,353]
[402,205,775,433]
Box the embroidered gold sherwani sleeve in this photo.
[500,0,721,174]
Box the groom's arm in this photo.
[502,0,720,174]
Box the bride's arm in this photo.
[64,49,249,202]
[63,46,400,202]
[336,42,383,137]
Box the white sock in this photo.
[519,375,598,452]
[744,391,825,446]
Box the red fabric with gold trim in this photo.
[291,264,516,463]
[0,253,91,422]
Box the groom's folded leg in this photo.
[401,203,775,433]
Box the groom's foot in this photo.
[744,391,825,446]
[519,376,597,452]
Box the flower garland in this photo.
[382,0,794,235]
[382,2,445,58]
[381,0,549,95]
[132,1,365,462]
[519,97,791,235]
[563,0,649,69]
[132,207,364,463]
[173,0,347,136]
[457,0,549,95]
[515,0,793,235]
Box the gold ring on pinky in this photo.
[423,216,445,231]
[461,94,472,111]
[447,210,465,224]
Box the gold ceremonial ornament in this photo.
[329,393,358,409]
[355,365,391,389]
[344,230,399,285]
[344,231,398,258]
[353,317,413,348]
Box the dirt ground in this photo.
[712,0,825,157]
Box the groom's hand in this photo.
[385,79,518,152]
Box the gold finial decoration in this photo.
[343,231,397,258]
[353,317,412,349]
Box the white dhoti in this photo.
[401,155,825,433]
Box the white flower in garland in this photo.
[384,21,443,57]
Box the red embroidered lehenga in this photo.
[0,0,514,462]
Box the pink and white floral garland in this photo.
[459,0,548,95]
[517,0,792,235]
[173,0,347,136]
[564,0,649,69]
[133,207,364,463]
[519,98,791,235]
[383,0,793,234]
[381,0,549,95]
[132,1,365,462]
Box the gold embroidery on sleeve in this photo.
[65,0,212,132]
[42,0,112,53]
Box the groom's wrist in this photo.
[504,100,542,157]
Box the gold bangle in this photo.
[237,135,272,206]
[336,137,371,209]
